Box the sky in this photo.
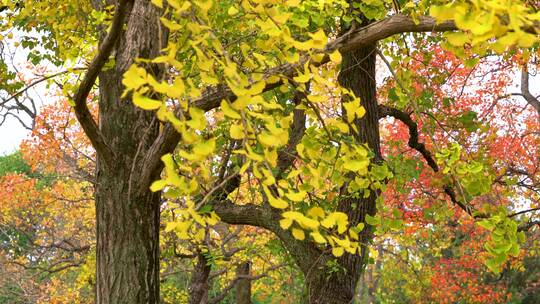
[0,30,48,155]
[0,118,30,155]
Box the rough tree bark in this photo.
[91,1,165,303]
[304,44,380,304]
[188,254,212,304]
[236,261,252,304]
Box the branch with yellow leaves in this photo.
[141,14,457,188]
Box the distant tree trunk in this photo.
[93,1,165,303]
[357,245,382,302]
[189,254,212,304]
[236,262,252,304]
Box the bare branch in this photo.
[378,105,438,170]
[509,207,540,218]
[1,68,85,106]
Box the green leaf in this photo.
[477,220,495,231]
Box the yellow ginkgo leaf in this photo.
[307,207,325,219]
[286,0,301,7]
[133,94,162,110]
[230,124,244,139]
[345,243,357,254]
[264,149,278,167]
[193,138,216,157]
[282,211,303,220]
[309,29,327,49]
[228,6,239,15]
[321,217,335,229]
[285,190,307,202]
[151,0,163,8]
[310,231,327,244]
[164,222,178,232]
[333,236,350,248]
[221,100,241,119]
[248,81,266,95]
[263,186,289,209]
[322,212,349,233]
[269,196,288,209]
[150,180,167,192]
[258,132,281,147]
[329,50,342,63]
[292,228,305,240]
[293,73,311,83]
[123,65,147,90]
[349,229,359,240]
[343,159,369,172]
[332,246,344,257]
[297,216,320,230]
[280,218,293,229]
[186,107,207,130]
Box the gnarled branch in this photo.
[72,0,133,168]
[378,104,487,218]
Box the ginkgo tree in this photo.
[1,0,539,303]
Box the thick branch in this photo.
[212,200,272,228]
[329,14,456,53]
[143,14,457,185]
[72,0,133,168]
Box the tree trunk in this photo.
[94,1,164,303]
[306,42,380,304]
[95,166,161,303]
[188,254,212,304]
[198,6,380,304]
[236,261,252,304]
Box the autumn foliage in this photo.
[1,0,540,303]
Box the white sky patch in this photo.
[1,30,59,155]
